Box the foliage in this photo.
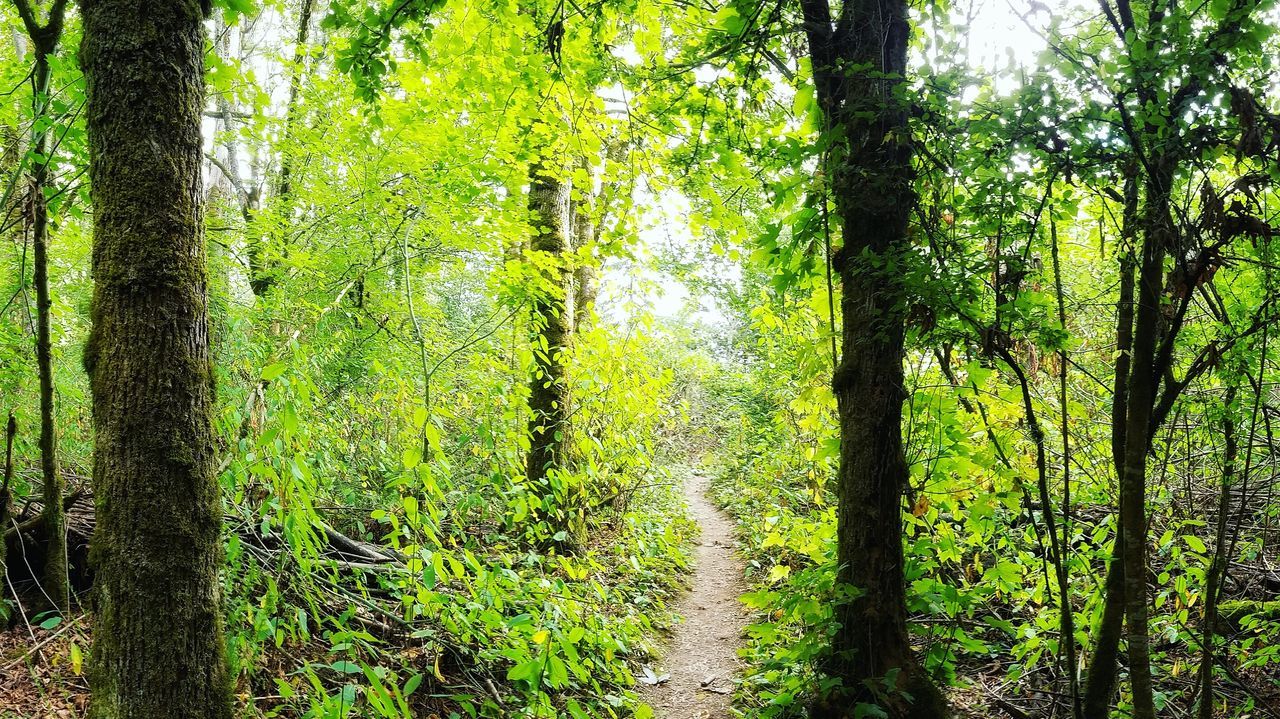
[3,0,1280,717]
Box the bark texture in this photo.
[79,2,233,717]
[14,0,72,615]
[31,42,67,614]
[525,157,582,548]
[800,0,945,715]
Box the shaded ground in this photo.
[0,612,88,718]
[639,468,749,718]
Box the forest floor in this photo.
[639,467,749,718]
[0,612,88,718]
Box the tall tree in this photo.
[80,2,233,717]
[1082,167,1138,718]
[799,0,945,715]
[1081,3,1275,714]
[249,0,318,296]
[525,154,582,549]
[12,0,71,613]
[274,0,316,209]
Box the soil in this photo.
[639,468,749,718]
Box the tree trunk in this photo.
[800,0,945,715]
[572,143,627,332]
[30,40,67,614]
[274,0,316,206]
[1082,168,1138,719]
[572,262,596,332]
[1198,387,1237,719]
[1049,216,1080,718]
[525,157,581,549]
[249,0,317,297]
[571,159,596,334]
[13,0,74,617]
[80,2,233,717]
[998,346,1076,719]
[1117,170,1174,719]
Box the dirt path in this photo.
[640,468,748,718]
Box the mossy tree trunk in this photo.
[525,156,582,550]
[14,0,72,615]
[799,0,945,716]
[80,2,233,717]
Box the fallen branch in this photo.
[4,489,82,539]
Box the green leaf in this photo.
[506,658,542,682]
[261,362,287,381]
[1183,535,1207,554]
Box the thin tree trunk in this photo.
[401,214,432,460]
[1198,386,1238,719]
[998,346,1076,719]
[1082,168,1138,719]
[570,157,595,334]
[525,157,581,549]
[274,0,316,205]
[30,37,67,614]
[249,0,315,296]
[571,143,626,332]
[1117,170,1175,719]
[80,2,233,717]
[13,0,72,616]
[572,261,596,331]
[1049,216,1080,718]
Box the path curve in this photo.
[640,468,749,718]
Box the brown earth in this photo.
[639,469,749,718]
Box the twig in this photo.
[0,613,81,672]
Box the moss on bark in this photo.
[799,0,946,715]
[525,156,584,550]
[80,2,233,717]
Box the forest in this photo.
[1,0,1279,718]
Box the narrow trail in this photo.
[640,468,749,718]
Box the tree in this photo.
[1070,3,1278,714]
[798,0,945,714]
[12,0,71,614]
[525,154,582,549]
[249,0,318,296]
[80,2,233,717]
